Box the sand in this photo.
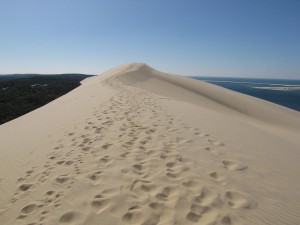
[254,86,300,91]
[0,62,300,225]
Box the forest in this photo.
[0,74,93,125]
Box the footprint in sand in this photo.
[186,205,219,224]
[99,155,113,165]
[201,146,220,155]
[20,203,37,215]
[156,186,178,202]
[55,175,70,184]
[208,139,224,146]
[120,152,130,158]
[102,143,113,150]
[122,208,143,224]
[59,211,85,224]
[149,202,165,214]
[87,171,103,183]
[165,161,182,170]
[45,190,55,196]
[140,183,158,194]
[90,195,111,214]
[122,206,159,225]
[56,160,65,165]
[145,149,157,156]
[65,160,74,166]
[132,164,146,173]
[221,214,243,225]
[18,183,33,192]
[182,179,202,192]
[146,128,156,134]
[193,187,222,207]
[175,137,192,144]
[195,132,210,138]
[166,171,182,180]
[43,191,62,207]
[225,191,256,209]
[209,171,225,182]
[222,160,248,171]
[26,169,34,175]
[49,155,56,160]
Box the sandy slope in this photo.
[0,63,299,225]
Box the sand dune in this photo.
[254,86,300,91]
[0,63,300,225]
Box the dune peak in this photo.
[100,62,154,77]
[119,62,153,71]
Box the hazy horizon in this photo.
[1,72,300,80]
[0,0,299,79]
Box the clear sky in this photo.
[0,0,299,78]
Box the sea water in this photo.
[191,77,300,112]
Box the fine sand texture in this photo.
[0,63,300,225]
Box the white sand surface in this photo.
[254,86,300,91]
[0,63,300,225]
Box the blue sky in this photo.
[0,0,299,78]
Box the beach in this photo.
[0,63,300,225]
[254,86,300,91]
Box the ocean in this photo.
[191,77,300,112]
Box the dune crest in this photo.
[105,62,300,130]
[0,63,300,225]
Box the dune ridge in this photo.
[109,63,300,130]
[0,62,300,225]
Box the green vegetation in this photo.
[0,74,94,125]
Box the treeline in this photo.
[0,74,93,125]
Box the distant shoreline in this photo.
[200,80,300,87]
[192,76,300,111]
[253,86,300,91]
